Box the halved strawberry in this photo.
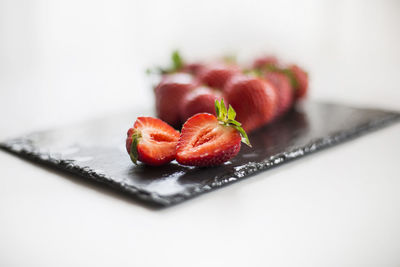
[264,71,294,117]
[180,86,223,122]
[176,100,251,167]
[225,74,279,133]
[126,117,180,166]
[155,72,198,127]
[198,63,241,90]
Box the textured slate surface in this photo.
[1,102,399,207]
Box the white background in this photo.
[1,0,400,266]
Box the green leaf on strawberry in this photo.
[215,99,252,147]
[146,50,185,75]
[227,104,236,121]
[171,50,184,71]
[129,130,141,165]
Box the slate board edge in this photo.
[1,112,399,207]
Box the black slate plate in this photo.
[1,102,399,207]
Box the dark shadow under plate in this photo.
[1,101,399,207]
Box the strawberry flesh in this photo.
[126,117,180,166]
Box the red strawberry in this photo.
[155,73,197,127]
[180,86,223,122]
[264,71,294,117]
[198,63,241,90]
[176,100,251,167]
[252,56,279,69]
[183,62,206,76]
[288,64,308,99]
[225,74,278,133]
[126,117,180,166]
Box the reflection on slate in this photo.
[1,102,399,206]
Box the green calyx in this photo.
[146,50,184,75]
[215,99,252,147]
[129,130,141,165]
[171,50,184,71]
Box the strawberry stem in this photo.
[215,99,252,147]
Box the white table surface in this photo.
[1,1,400,266]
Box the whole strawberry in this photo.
[264,71,294,117]
[225,74,278,133]
[180,86,223,123]
[176,100,251,167]
[198,63,241,90]
[182,62,206,76]
[155,72,197,127]
[288,64,308,99]
[252,55,279,69]
[126,117,180,166]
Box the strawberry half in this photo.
[155,72,197,127]
[179,86,223,123]
[176,100,251,167]
[126,117,180,166]
[225,74,279,133]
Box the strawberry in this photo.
[264,71,294,117]
[198,63,241,90]
[126,117,180,166]
[180,86,223,123]
[252,55,279,69]
[288,64,308,99]
[249,54,308,100]
[155,72,198,127]
[176,100,251,167]
[225,74,279,133]
[182,62,206,76]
